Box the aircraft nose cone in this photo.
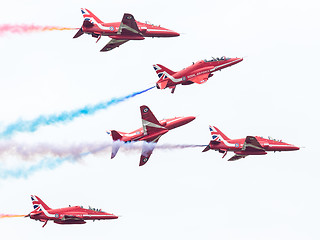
[173,31,180,37]
[185,116,196,123]
[169,30,180,37]
[108,214,118,219]
[288,144,299,151]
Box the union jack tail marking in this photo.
[153,64,176,80]
[31,195,51,212]
[80,8,103,24]
[209,125,230,141]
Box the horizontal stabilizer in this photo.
[73,28,84,38]
[157,80,168,89]
[202,144,211,152]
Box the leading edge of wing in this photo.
[140,105,167,136]
[242,136,264,151]
[118,13,142,36]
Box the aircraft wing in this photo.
[140,105,167,136]
[228,137,265,161]
[118,13,142,36]
[189,73,210,84]
[100,39,129,52]
[242,136,265,152]
[228,154,247,161]
[139,135,162,166]
[61,215,83,221]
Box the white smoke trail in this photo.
[0,141,205,160]
[0,141,206,179]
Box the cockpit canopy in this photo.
[204,56,231,62]
[260,136,282,142]
[268,136,282,142]
[145,21,160,26]
[82,205,103,212]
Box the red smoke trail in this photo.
[0,24,77,35]
[0,214,25,219]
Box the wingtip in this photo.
[139,156,149,166]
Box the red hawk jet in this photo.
[25,195,118,227]
[107,105,195,166]
[154,56,243,93]
[202,125,299,161]
[73,8,180,52]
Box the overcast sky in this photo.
[0,0,319,239]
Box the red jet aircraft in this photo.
[107,105,195,166]
[73,8,180,52]
[26,195,118,227]
[202,125,299,161]
[153,56,243,93]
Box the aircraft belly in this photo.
[234,151,267,155]
[54,220,86,225]
[167,81,180,87]
[268,146,290,151]
[181,80,193,85]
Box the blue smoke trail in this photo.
[0,86,154,138]
[0,157,70,179]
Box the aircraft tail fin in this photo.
[153,64,176,91]
[107,130,123,141]
[209,125,230,141]
[80,8,103,24]
[153,64,176,78]
[31,195,51,212]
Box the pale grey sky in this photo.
[0,0,319,239]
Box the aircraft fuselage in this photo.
[208,136,299,154]
[30,206,118,224]
[82,21,179,39]
[155,57,243,91]
[120,116,195,142]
